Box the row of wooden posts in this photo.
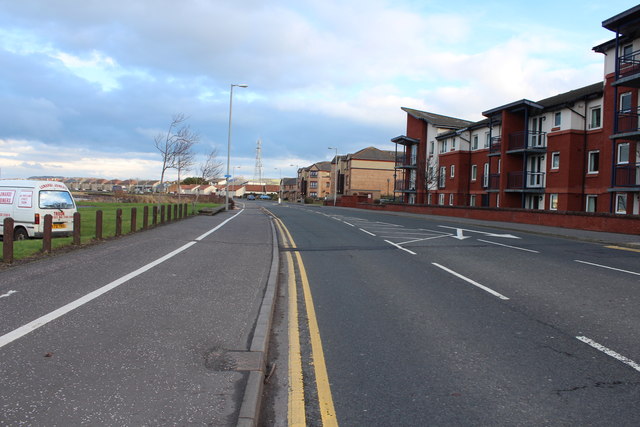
[2,203,191,264]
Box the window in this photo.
[449,194,454,206]
[586,195,597,212]
[620,92,632,113]
[438,193,445,205]
[310,181,318,188]
[554,112,561,127]
[451,138,456,151]
[430,141,434,155]
[588,151,599,173]
[483,163,489,187]
[427,193,432,204]
[440,140,448,153]
[472,135,478,150]
[622,44,633,62]
[469,194,476,207]
[589,106,602,129]
[310,171,318,178]
[439,166,446,188]
[551,152,560,170]
[549,194,558,210]
[618,143,630,164]
[471,164,477,181]
[450,165,455,178]
[326,182,330,187]
[616,193,627,214]
[310,192,317,198]
[484,133,490,148]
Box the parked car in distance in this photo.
[259,194,271,200]
[247,194,255,200]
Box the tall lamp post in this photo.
[328,147,338,206]
[274,167,282,204]
[225,83,248,211]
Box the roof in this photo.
[348,146,395,162]
[311,161,332,171]
[282,178,297,186]
[483,82,603,117]
[602,5,640,36]
[401,107,474,129]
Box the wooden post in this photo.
[73,212,81,245]
[143,206,149,230]
[167,204,172,222]
[131,207,137,233]
[3,218,14,264]
[160,205,165,223]
[174,204,178,220]
[96,210,103,239]
[115,208,122,236]
[178,203,183,219]
[43,214,52,253]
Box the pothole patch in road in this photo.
[205,349,264,371]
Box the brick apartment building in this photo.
[393,5,640,216]
[333,147,396,200]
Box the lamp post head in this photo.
[234,83,249,88]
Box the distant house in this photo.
[335,146,396,200]
[299,161,331,199]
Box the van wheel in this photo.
[13,228,28,241]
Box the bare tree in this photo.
[154,113,199,194]
[193,148,223,206]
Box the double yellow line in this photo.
[272,215,338,427]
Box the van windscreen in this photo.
[39,191,75,209]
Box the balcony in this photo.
[395,179,417,193]
[614,49,640,88]
[488,136,502,156]
[613,108,640,140]
[395,153,418,168]
[506,171,545,192]
[614,163,640,187]
[507,131,546,152]
[481,173,500,190]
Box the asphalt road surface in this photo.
[0,207,273,426]
[266,203,640,426]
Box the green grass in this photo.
[1,201,220,262]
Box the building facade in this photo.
[391,5,640,216]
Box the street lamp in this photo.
[225,83,248,211]
[328,147,338,206]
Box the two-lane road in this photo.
[268,203,640,426]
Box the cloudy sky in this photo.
[0,0,636,181]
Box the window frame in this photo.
[587,150,599,174]
[616,193,627,214]
[450,165,455,178]
[549,193,558,211]
[620,92,632,113]
[472,135,478,150]
[586,195,597,212]
[470,164,477,181]
[469,194,476,207]
[449,193,454,206]
[618,143,630,164]
[589,106,602,129]
[551,152,560,170]
[438,193,445,205]
[554,112,561,127]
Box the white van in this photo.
[0,180,77,240]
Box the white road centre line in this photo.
[432,263,510,300]
[0,290,17,299]
[0,211,244,350]
[478,239,540,253]
[360,228,376,236]
[575,260,640,276]
[384,240,416,255]
[396,235,450,245]
[343,221,355,227]
[576,336,640,373]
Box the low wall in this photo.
[337,196,640,235]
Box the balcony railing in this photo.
[508,131,546,151]
[489,136,501,155]
[480,173,500,190]
[616,108,640,134]
[507,171,545,189]
[395,179,416,192]
[395,153,417,168]
[614,163,640,187]
[618,49,640,78]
